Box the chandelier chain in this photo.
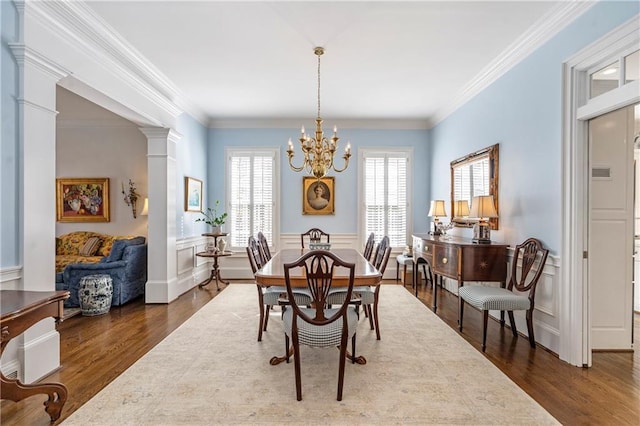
[317,52,321,119]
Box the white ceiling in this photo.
[83,1,574,126]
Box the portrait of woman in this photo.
[307,181,330,210]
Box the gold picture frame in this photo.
[303,176,334,215]
[185,176,203,212]
[56,178,110,222]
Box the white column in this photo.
[140,127,181,303]
[9,42,69,382]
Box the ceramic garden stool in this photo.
[79,274,113,316]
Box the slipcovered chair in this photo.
[327,235,391,340]
[458,237,549,352]
[362,232,375,261]
[300,228,330,249]
[279,250,362,401]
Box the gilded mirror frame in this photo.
[449,144,499,229]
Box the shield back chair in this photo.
[327,235,391,340]
[362,232,375,261]
[257,231,271,262]
[300,228,330,249]
[458,237,549,352]
[281,250,361,401]
[247,236,280,342]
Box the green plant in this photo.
[195,200,228,226]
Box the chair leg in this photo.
[396,260,400,281]
[256,286,265,342]
[263,304,270,331]
[458,296,464,331]
[292,334,302,401]
[482,310,489,352]
[285,335,290,363]
[373,287,381,340]
[366,305,374,330]
[507,311,517,337]
[351,333,357,364]
[337,329,348,401]
[526,309,536,348]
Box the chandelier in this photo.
[287,47,351,180]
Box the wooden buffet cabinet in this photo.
[412,233,509,313]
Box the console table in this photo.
[412,234,508,313]
[1,290,70,421]
[196,232,231,291]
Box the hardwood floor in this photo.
[1,280,639,425]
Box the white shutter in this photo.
[228,150,275,248]
[363,151,409,248]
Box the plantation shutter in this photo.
[452,157,489,206]
[363,152,408,247]
[228,150,275,248]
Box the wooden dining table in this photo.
[255,248,382,287]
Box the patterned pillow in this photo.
[79,236,103,256]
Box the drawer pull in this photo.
[442,257,448,264]
[424,246,429,252]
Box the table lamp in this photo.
[428,200,447,235]
[454,200,470,218]
[469,195,498,243]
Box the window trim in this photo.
[358,147,413,249]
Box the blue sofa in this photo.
[56,236,147,308]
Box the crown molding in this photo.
[429,0,596,128]
[208,118,430,130]
[27,1,208,125]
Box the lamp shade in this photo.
[454,200,470,217]
[428,200,447,217]
[469,195,498,219]
[140,198,149,216]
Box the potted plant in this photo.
[196,200,228,234]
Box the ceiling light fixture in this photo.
[286,47,351,180]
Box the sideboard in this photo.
[412,233,509,313]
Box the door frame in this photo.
[562,16,640,367]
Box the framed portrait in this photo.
[303,176,334,215]
[56,178,110,222]
[185,176,203,212]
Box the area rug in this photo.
[63,284,558,425]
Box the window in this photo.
[226,148,278,249]
[360,148,412,248]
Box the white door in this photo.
[589,106,635,350]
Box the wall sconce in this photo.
[140,198,149,216]
[469,195,498,244]
[454,200,470,218]
[121,179,140,218]
[428,200,447,235]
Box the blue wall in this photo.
[176,113,210,238]
[431,1,639,254]
[1,0,19,267]
[208,127,430,235]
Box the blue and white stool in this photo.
[79,274,113,316]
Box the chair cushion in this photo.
[283,307,358,348]
[328,286,375,305]
[261,286,313,306]
[103,236,146,262]
[396,254,413,266]
[458,286,530,311]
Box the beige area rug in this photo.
[63,284,558,425]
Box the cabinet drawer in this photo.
[461,247,507,282]
[434,245,458,278]
[413,238,434,264]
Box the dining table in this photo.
[255,248,381,366]
[255,248,382,287]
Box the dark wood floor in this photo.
[2,280,639,425]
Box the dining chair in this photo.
[247,236,281,342]
[300,228,330,249]
[362,232,375,261]
[257,231,271,262]
[458,237,549,352]
[280,250,361,401]
[327,235,390,340]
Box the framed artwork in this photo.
[185,176,203,212]
[56,178,110,222]
[303,176,334,215]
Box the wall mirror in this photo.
[450,144,499,229]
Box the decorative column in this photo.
[140,127,182,303]
[9,41,69,382]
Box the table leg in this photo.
[1,373,67,421]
